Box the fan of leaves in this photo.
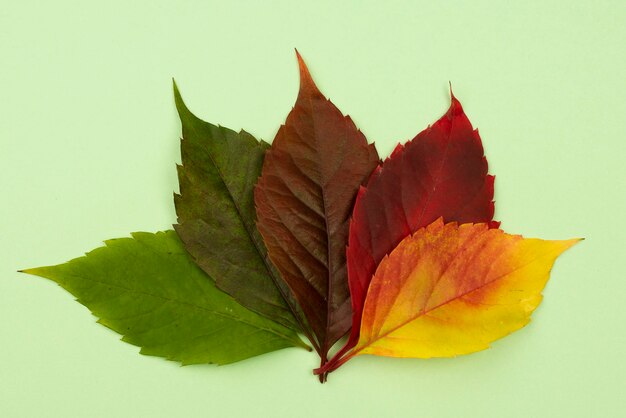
[21,52,579,382]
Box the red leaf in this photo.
[322,91,497,372]
[254,52,379,367]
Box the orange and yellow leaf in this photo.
[352,219,579,359]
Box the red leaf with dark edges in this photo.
[321,92,498,372]
[254,52,379,370]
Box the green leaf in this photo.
[21,231,309,365]
[173,81,316,346]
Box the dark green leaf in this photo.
[21,231,309,365]
[173,82,314,344]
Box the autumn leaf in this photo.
[254,52,380,367]
[21,231,309,365]
[320,219,579,373]
[324,92,497,370]
[173,81,317,347]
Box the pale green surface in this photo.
[1,1,624,417]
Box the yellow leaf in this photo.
[352,219,579,359]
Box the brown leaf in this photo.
[254,52,379,364]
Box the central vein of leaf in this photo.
[308,98,334,355]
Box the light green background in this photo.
[1,1,624,417]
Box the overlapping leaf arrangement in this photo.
[22,53,579,382]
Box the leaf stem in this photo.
[314,350,356,376]
[318,352,328,383]
[318,342,351,374]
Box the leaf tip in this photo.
[18,267,49,278]
[171,79,200,126]
[564,237,584,249]
[539,237,582,261]
[294,50,321,98]
[445,84,464,119]
[448,83,461,106]
[172,79,186,114]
